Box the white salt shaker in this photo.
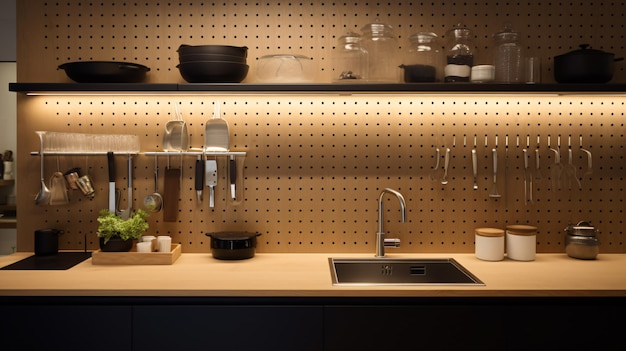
[506,225,537,261]
[157,236,172,253]
[475,228,505,261]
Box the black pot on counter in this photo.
[554,44,624,83]
[34,228,63,256]
[205,232,261,260]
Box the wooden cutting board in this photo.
[162,167,180,222]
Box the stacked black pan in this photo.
[177,44,249,83]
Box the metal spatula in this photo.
[205,159,217,208]
[204,101,230,152]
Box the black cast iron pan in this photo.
[58,61,150,83]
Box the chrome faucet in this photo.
[376,188,406,257]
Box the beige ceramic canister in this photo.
[506,225,537,261]
[475,228,505,261]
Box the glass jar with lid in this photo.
[444,23,475,82]
[493,23,523,83]
[400,31,442,82]
[360,19,400,83]
[331,31,368,82]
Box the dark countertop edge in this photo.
[1,289,625,301]
[1,294,625,306]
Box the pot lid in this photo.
[558,44,614,57]
[205,231,261,240]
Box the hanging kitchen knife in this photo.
[229,155,236,200]
[195,155,204,203]
[107,151,116,213]
[205,159,217,208]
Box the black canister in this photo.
[34,229,62,256]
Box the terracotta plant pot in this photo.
[99,237,134,252]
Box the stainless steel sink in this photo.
[329,257,484,286]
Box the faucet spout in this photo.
[376,188,406,257]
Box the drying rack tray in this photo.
[92,244,181,265]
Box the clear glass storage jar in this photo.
[444,23,475,82]
[493,24,523,83]
[331,31,367,82]
[360,19,400,83]
[400,31,441,82]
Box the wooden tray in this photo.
[92,244,181,265]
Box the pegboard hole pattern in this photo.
[18,95,625,253]
[18,1,626,83]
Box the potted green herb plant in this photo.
[96,209,149,252]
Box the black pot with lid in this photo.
[554,44,624,83]
[205,231,261,260]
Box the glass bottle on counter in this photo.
[444,23,475,82]
[331,31,368,82]
[360,19,400,83]
[400,31,442,82]
[493,23,523,83]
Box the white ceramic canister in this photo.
[475,228,505,261]
[506,224,537,261]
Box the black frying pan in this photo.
[58,61,150,83]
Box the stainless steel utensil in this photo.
[144,155,163,212]
[429,148,440,182]
[471,149,478,190]
[48,171,69,205]
[564,148,582,189]
[206,159,218,208]
[163,103,189,152]
[441,148,450,185]
[107,152,116,213]
[229,155,237,200]
[34,131,51,206]
[163,155,181,222]
[204,101,230,152]
[115,155,133,220]
[489,148,501,198]
[195,155,204,203]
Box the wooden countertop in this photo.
[1,252,625,297]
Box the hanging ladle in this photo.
[143,155,163,212]
[34,131,51,206]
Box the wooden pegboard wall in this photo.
[14,1,626,253]
[17,95,625,253]
[16,1,626,83]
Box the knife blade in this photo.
[229,155,236,200]
[205,159,217,208]
[195,156,204,203]
[107,151,116,213]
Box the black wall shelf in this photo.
[9,82,626,95]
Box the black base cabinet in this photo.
[0,304,133,351]
[1,297,625,351]
[323,298,626,351]
[132,305,324,351]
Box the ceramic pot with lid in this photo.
[554,44,624,83]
